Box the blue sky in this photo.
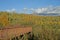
[0,0,60,12]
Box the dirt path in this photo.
[0,25,32,40]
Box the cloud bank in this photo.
[4,6,60,14]
[32,6,60,14]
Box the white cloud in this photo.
[23,8,27,10]
[6,8,16,12]
[11,8,16,12]
[33,6,60,14]
[35,8,48,13]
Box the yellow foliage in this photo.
[0,12,9,27]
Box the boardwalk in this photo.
[0,25,32,40]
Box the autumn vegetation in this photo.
[0,11,60,40]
